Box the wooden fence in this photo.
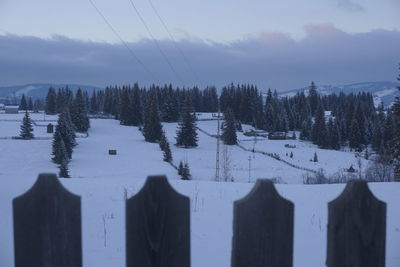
[11,174,386,267]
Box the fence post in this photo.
[126,175,190,267]
[327,180,386,267]
[13,173,82,267]
[231,180,294,267]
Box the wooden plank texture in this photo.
[126,175,190,267]
[327,180,386,267]
[231,179,294,267]
[13,173,82,267]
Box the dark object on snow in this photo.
[47,123,54,133]
[232,180,294,267]
[13,173,82,267]
[346,165,356,173]
[108,149,117,155]
[313,152,318,162]
[327,180,386,267]
[284,144,296,148]
[126,176,190,267]
[268,131,287,140]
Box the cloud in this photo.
[335,0,365,12]
[0,25,399,91]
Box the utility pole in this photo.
[215,109,221,181]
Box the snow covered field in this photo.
[0,112,399,267]
[0,111,369,183]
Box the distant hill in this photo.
[0,83,103,102]
[280,81,400,107]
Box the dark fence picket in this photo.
[231,180,294,267]
[327,180,386,267]
[13,173,82,267]
[126,175,190,267]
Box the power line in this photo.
[88,0,160,84]
[146,0,203,87]
[128,0,185,87]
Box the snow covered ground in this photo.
[0,112,399,267]
[0,111,369,183]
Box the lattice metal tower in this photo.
[215,109,221,181]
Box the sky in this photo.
[0,0,399,90]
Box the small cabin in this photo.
[47,123,54,133]
[109,149,117,155]
[244,129,268,137]
[268,132,287,140]
[5,105,19,114]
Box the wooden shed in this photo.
[268,132,287,140]
[47,123,54,133]
[5,105,19,114]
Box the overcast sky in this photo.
[0,0,399,90]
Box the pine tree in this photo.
[308,81,319,115]
[130,85,143,126]
[352,103,366,145]
[19,111,34,139]
[312,102,327,148]
[161,96,179,122]
[28,97,33,111]
[71,89,90,132]
[326,118,340,150]
[59,159,70,178]
[371,118,383,152]
[33,99,42,112]
[331,119,341,150]
[163,141,173,163]
[178,161,184,175]
[264,102,275,132]
[55,109,76,159]
[45,87,57,114]
[19,94,27,110]
[119,88,132,125]
[176,95,198,148]
[181,162,191,180]
[159,131,167,151]
[52,130,68,164]
[221,108,237,145]
[90,90,98,114]
[349,118,362,150]
[143,89,163,143]
[300,117,312,140]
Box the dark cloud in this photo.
[0,24,399,91]
[335,0,365,12]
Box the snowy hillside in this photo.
[0,112,399,267]
[280,81,400,107]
